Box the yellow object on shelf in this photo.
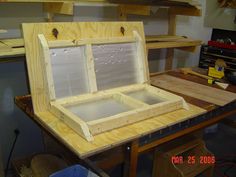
[208,67,224,79]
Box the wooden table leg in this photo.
[128,139,139,177]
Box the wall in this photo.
[0,146,3,177]
[205,0,236,31]
[0,0,212,169]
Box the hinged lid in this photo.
[22,22,149,113]
[38,24,149,101]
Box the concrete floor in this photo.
[110,122,236,177]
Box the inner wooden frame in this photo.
[51,84,188,138]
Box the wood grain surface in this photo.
[35,103,205,158]
[151,74,236,106]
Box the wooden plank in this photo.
[88,100,184,135]
[145,35,185,42]
[111,0,200,7]
[38,34,56,100]
[0,38,25,58]
[86,44,98,93]
[169,6,201,16]
[165,12,176,70]
[22,22,146,113]
[0,48,25,58]
[48,36,136,48]
[0,38,24,47]
[165,48,174,70]
[151,74,236,106]
[0,42,11,52]
[36,103,205,158]
[43,2,74,15]
[51,102,94,141]
[146,40,202,49]
[133,30,149,83]
[128,140,139,177]
[118,4,151,16]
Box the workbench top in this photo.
[15,69,236,158]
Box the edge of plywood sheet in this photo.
[36,103,205,158]
[151,74,236,106]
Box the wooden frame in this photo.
[23,22,188,142]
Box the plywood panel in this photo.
[36,103,205,158]
[151,74,236,106]
[22,22,147,113]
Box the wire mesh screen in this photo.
[50,46,90,98]
[92,43,140,90]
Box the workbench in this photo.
[15,69,236,177]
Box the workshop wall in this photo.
[205,0,236,31]
[0,60,44,168]
[0,0,212,169]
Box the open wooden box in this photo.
[23,22,188,141]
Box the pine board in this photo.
[0,38,25,58]
[151,75,236,106]
[36,103,205,158]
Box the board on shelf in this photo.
[146,37,202,50]
[0,38,25,58]
[23,22,188,142]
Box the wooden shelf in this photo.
[146,35,202,50]
[110,0,200,8]
[0,38,25,58]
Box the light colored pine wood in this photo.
[146,40,201,50]
[118,4,151,16]
[0,48,25,58]
[0,43,11,52]
[43,2,74,15]
[0,38,25,56]
[86,44,98,93]
[87,99,184,135]
[145,35,185,42]
[133,30,149,84]
[38,34,56,100]
[169,6,201,16]
[35,103,205,158]
[165,11,176,71]
[51,102,94,141]
[151,74,236,106]
[48,36,136,48]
